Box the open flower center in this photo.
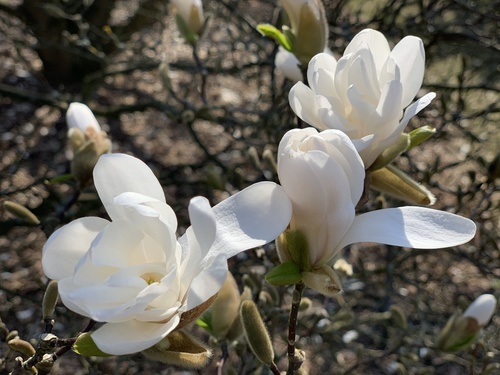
[141,272,163,285]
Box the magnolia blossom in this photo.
[66,103,111,185]
[277,128,476,270]
[278,0,328,65]
[42,153,292,355]
[463,294,497,326]
[171,0,204,36]
[289,29,436,167]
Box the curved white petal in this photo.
[93,154,166,221]
[91,317,180,355]
[188,196,217,258]
[42,217,109,280]
[207,182,292,259]
[66,102,101,132]
[275,47,303,82]
[338,207,476,250]
[344,29,390,76]
[463,294,497,326]
[289,82,325,129]
[184,253,228,310]
[397,92,436,131]
[390,36,426,107]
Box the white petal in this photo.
[185,253,228,310]
[275,47,303,82]
[207,182,292,259]
[289,82,326,129]
[66,102,101,132]
[93,154,166,221]
[91,317,180,355]
[308,53,337,96]
[390,36,425,107]
[338,207,476,250]
[345,29,390,76]
[463,294,497,326]
[42,217,109,280]
[397,92,436,131]
[188,196,217,258]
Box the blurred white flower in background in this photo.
[66,102,112,186]
[170,0,205,39]
[277,128,476,295]
[289,29,436,168]
[275,46,332,83]
[463,294,497,327]
[42,153,292,355]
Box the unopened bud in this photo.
[247,146,262,170]
[463,294,497,327]
[371,164,436,206]
[42,280,59,320]
[299,297,312,312]
[240,300,274,365]
[293,0,328,65]
[6,330,19,341]
[35,353,55,373]
[210,272,240,338]
[389,305,408,330]
[4,201,40,225]
[8,338,36,357]
[262,148,278,175]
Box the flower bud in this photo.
[370,133,410,171]
[210,272,241,339]
[371,164,436,206]
[240,300,274,365]
[42,280,59,320]
[142,330,212,368]
[437,294,497,352]
[66,103,111,186]
[8,338,36,357]
[407,126,436,150]
[3,201,40,225]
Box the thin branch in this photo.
[286,282,305,375]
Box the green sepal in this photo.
[175,14,199,45]
[256,23,293,51]
[265,261,302,286]
[408,126,436,150]
[196,311,213,332]
[73,332,112,357]
[370,133,410,171]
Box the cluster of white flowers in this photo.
[41,2,486,360]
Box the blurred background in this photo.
[0,0,499,373]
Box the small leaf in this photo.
[265,261,302,286]
[73,333,111,357]
[45,174,74,185]
[256,24,292,51]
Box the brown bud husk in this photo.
[371,164,436,206]
[302,266,342,297]
[177,294,217,330]
[142,330,212,369]
[42,280,59,320]
[240,300,274,365]
[4,201,40,225]
[8,338,36,357]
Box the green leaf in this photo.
[256,24,293,51]
[73,333,111,357]
[45,174,74,185]
[265,261,302,286]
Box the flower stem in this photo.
[287,282,305,375]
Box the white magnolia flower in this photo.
[277,128,476,269]
[42,153,292,355]
[463,294,497,326]
[171,0,204,36]
[289,29,436,168]
[66,103,111,185]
